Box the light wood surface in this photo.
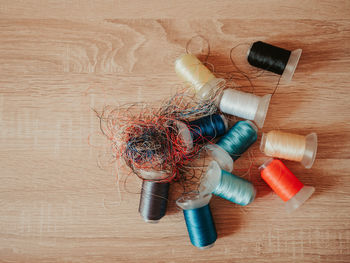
[1,1,350,262]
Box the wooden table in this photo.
[1,1,349,262]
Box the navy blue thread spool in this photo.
[216,120,258,161]
[247,41,302,82]
[200,161,256,206]
[176,192,217,249]
[139,178,170,223]
[188,114,228,143]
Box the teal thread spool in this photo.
[200,161,256,206]
[176,192,217,249]
[216,120,258,161]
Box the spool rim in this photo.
[254,94,271,128]
[281,49,302,82]
[138,169,168,180]
[205,144,234,173]
[301,132,318,169]
[176,121,193,154]
[258,157,274,171]
[259,132,267,154]
[285,185,315,213]
[176,191,212,210]
[199,161,222,195]
[198,243,216,250]
[219,114,229,132]
[196,77,226,101]
[143,219,160,224]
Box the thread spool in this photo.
[188,114,228,143]
[200,161,256,206]
[260,131,317,169]
[247,41,302,82]
[259,158,315,213]
[176,192,217,249]
[139,180,170,223]
[175,54,225,100]
[216,120,258,161]
[218,89,271,128]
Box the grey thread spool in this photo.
[139,180,170,223]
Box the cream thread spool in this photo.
[218,89,271,128]
[260,131,317,169]
[175,54,225,100]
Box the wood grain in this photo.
[0,1,350,262]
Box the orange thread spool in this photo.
[260,159,303,201]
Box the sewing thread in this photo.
[200,161,255,206]
[188,114,227,143]
[177,192,217,249]
[216,121,257,160]
[218,89,271,128]
[175,54,225,100]
[139,180,169,223]
[259,158,315,213]
[261,131,318,168]
[247,41,302,82]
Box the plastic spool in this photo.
[139,180,170,223]
[260,131,317,169]
[199,160,225,195]
[205,144,234,172]
[282,49,303,82]
[259,158,315,213]
[200,161,256,205]
[247,42,302,82]
[175,54,226,100]
[218,88,271,128]
[176,192,217,249]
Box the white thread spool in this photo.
[218,89,271,128]
[260,131,317,169]
[175,54,225,100]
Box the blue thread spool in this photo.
[204,120,257,173]
[176,192,217,249]
[216,120,258,161]
[200,161,256,206]
[188,114,228,143]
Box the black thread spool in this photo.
[247,41,302,82]
[139,180,170,223]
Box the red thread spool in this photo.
[259,158,315,213]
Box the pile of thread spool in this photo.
[104,41,318,249]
